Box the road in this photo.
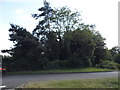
[2,71,119,88]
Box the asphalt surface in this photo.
[2,71,119,88]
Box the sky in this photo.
[0,0,119,55]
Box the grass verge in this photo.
[19,77,118,88]
[6,68,118,75]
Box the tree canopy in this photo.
[2,0,119,71]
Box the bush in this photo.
[96,60,120,69]
[2,56,14,72]
[62,57,85,68]
[32,58,49,70]
[113,53,120,64]
[46,60,62,69]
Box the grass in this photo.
[6,68,118,75]
[19,77,119,88]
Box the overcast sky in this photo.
[0,0,119,55]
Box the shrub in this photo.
[113,53,120,64]
[2,56,14,72]
[96,60,120,69]
[62,57,85,68]
[46,60,62,69]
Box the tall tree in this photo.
[2,24,43,71]
[91,31,108,66]
[50,6,82,43]
[50,7,81,31]
[32,0,56,60]
[32,0,53,42]
[50,7,83,60]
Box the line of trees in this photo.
[1,1,120,71]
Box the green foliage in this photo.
[2,55,13,72]
[97,60,120,69]
[46,60,62,69]
[92,48,112,67]
[110,46,120,64]
[2,1,118,71]
[46,31,60,60]
[110,46,120,57]
[2,24,44,71]
[62,29,100,67]
[91,31,109,67]
[113,53,120,64]
[50,6,81,32]
[32,0,53,40]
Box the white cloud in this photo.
[15,13,38,32]
[16,14,31,20]
[15,9,25,15]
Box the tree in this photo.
[50,6,81,31]
[62,28,96,68]
[32,0,53,42]
[32,0,57,61]
[50,7,83,60]
[50,6,82,44]
[110,46,120,57]
[110,46,120,64]
[45,31,60,61]
[2,0,110,70]
[2,24,44,71]
[91,31,109,66]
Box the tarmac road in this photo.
[2,71,119,88]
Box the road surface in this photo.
[2,71,119,88]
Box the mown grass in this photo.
[19,77,119,88]
[6,68,118,75]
